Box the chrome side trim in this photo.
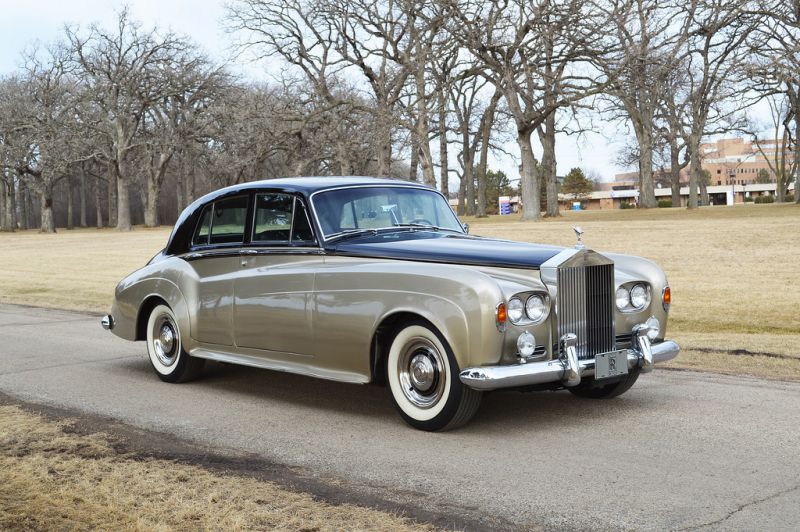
[190,347,369,384]
[459,339,681,391]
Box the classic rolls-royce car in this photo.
[102,177,679,431]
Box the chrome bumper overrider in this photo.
[459,329,680,391]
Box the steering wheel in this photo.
[410,218,434,226]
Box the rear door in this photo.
[233,193,321,356]
[187,195,250,346]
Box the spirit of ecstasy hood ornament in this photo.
[573,226,585,250]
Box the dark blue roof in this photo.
[209,176,429,196]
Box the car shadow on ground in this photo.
[115,356,660,431]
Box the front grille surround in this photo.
[553,253,615,360]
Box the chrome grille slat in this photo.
[557,261,615,360]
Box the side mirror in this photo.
[462,222,470,234]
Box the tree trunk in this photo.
[438,100,449,196]
[687,135,701,209]
[539,119,559,217]
[409,133,419,182]
[79,171,87,227]
[635,125,657,208]
[464,155,475,216]
[95,177,104,228]
[376,109,392,176]
[670,142,682,207]
[18,179,29,230]
[66,177,74,230]
[476,94,499,218]
[8,176,17,229]
[0,180,6,230]
[115,161,132,231]
[108,163,118,227]
[187,163,195,205]
[144,178,160,227]
[40,184,56,233]
[518,129,541,220]
[795,105,800,204]
[457,175,466,216]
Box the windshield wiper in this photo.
[393,222,439,231]
[393,223,464,234]
[328,228,379,242]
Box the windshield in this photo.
[312,186,464,239]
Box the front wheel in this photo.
[386,321,482,431]
[146,304,204,383]
[568,370,640,399]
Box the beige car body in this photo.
[108,231,671,385]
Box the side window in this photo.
[292,201,316,244]
[253,194,293,243]
[252,194,317,245]
[192,205,212,246]
[209,196,248,245]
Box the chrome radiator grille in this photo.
[556,263,615,360]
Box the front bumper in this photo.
[459,329,680,391]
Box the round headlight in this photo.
[507,298,525,324]
[630,284,649,310]
[525,294,548,323]
[615,286,630,310]
[517,331,536,357]
[646,316,660,340]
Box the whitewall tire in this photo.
[146,304,204,383]
[386,321,482,431]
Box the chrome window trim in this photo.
[183,247,325,261]
[308,184,464,243]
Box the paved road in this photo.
[1,304,798,531]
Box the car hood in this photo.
[328,232,565,269]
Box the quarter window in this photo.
[192,206,212,246]
[252,194,316,245]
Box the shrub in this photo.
[754,195,775,204]
[785,194,795,202]
[744,196,754,203]
[657,200,673,208]
[620,201,635,209]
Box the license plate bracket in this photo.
[595,350,629,380]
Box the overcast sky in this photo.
[0,0,630,184]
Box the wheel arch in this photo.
[370,312,440,385]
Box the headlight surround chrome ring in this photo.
[507,297,525,324]
[525,294,549,323]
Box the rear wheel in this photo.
[386,321,482,431]
[146,304,204,383]
[568,370,640,399]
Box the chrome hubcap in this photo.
[398,339,446,409]
[409,354,435,392]
[153,316,178,367]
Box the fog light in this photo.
[645,316,660,341]
[517,331,536,358]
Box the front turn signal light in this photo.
[662,286,671,310]
[496,302,507,331]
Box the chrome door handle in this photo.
[240,249,258,255]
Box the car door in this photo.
[186,195,250,346]
[233,193,321,356]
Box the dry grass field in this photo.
[1,202,799,380]
[0,404,433,531]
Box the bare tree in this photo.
[67,9,195,230]
[599,0,691,209]
[454,0,610,220]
